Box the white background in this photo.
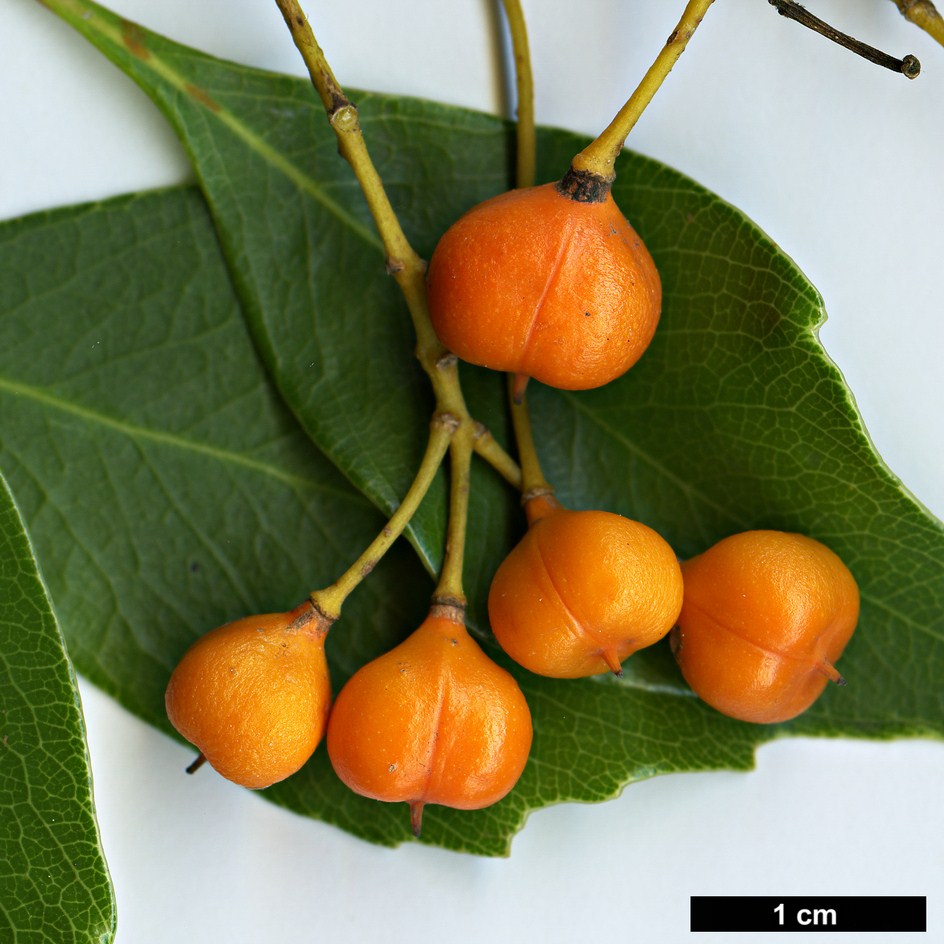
[2,1,942,941]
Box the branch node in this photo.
[329,101,358,132]
[432,411,461,434]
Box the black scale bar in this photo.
[690,896,927,932]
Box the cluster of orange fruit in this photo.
[166,169,860,832]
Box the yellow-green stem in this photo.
[274,1,435,351]
[274,0,521,485]
[472,422,522,488]
[508,377,554,502]
[309,412,458,621]
[890,0,944,47]
[499,0,548,503]
[500,0,536,189]
[432,421,475,607]
[571,0,715,182]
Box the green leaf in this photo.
[37,0,521,578]
[12,0,944,858]
[0,472,116,942]
[0,188,440,840]
[0,184,435,718]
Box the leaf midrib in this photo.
[0,374,360,502]
[45,0,383,252]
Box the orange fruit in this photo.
[488,497,684,678]
[165,604,331,789]
[672,530,860,723]
[425,181,661,391]
[325,611,532,834]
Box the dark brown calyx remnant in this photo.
[556,167,614,204]
[429,596,467,625]
[293,598,336,637]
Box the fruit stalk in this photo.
[507,379,555,510]
[432,420,475,613]
[273,0,521,486]
[570,0,716,185]
[499,0,536,189]
[500,0,540,409]
[309,412,459,621]
[890,0,944,48]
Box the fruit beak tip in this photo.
[410,801,425,838]
[185,752,207,775]
[602,650,623,677]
